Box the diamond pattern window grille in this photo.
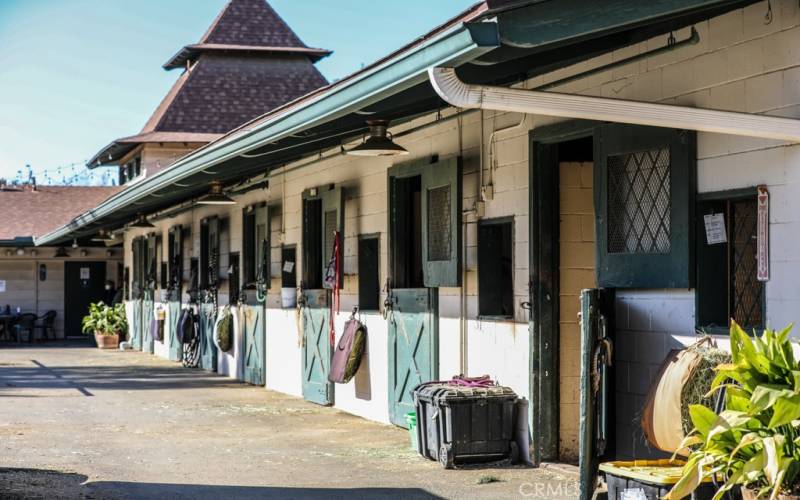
[731,199,763,328]
[427,185,451,262]
[607,147,671,254]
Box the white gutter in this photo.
[428,67,800,142]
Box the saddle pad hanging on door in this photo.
[328,318,367,384]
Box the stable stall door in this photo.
[301,187,342,405]
[387,157,459,427]
[241,204,269,386]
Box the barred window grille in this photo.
[731,199,763,328]
[607,147,671,254]
[427,185,451,261]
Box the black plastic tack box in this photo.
[413,383,518,468]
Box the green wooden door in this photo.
[141,291,155,354]
[388,288,438,427]
[198,302,217,372]
[168,300,182,361]
[241,303,265,385]
[301,289,332,405]
[578,288,614,499]
[130,299,143,350]
[167,225,183,361]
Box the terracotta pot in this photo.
[743,487,800,500]
[94,332,120,349]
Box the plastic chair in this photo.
[13,313,38,343]
[35,311,57,340]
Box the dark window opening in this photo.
[391,175,423,288]
[358,237,380,311]
[282,246,297,289]
[557,135,593,162]
[478,219,514,318]
[243,210,256,284]
[189,258,199,301]
[302,198,323,289]
[200,223,210,289]
[229,253,240,303]
[697,192,765,331]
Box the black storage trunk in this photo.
[413,383,517,468]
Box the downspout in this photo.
[428,67,800,142]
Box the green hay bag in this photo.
[215,305,234,353]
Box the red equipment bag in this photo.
[328,317,367,384]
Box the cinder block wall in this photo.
[535,0,800,459]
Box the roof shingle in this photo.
[0,186,121,241]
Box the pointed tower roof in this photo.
[89,0,330,168]
[163,0,331,70]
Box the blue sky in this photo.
[0,0,475,183]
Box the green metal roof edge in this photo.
[36,19,500,247]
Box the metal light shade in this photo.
[347,120,408,157]
[54,247,69,258]
[198,181,236,205]
[91,230,115,242]
[131,214,155,228]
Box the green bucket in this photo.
[405,411,418,451]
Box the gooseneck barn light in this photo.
[198,181,236,205]
[54,247,69,258]
[130,213,155,228]
[91,230,115,242]
[347,120,409,157]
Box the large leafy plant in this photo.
[667,322,800,499]
[81,302,127,336]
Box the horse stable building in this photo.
[34,0,800,494]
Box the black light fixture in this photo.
[131,213,155,228]
[54,247,69,258]
[198,181,236,205]
[347,120,409,157]
[91,230,115,242]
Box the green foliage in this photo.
[81,302,127,336]
[667,321,800,500]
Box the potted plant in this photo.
[81,302,126,349]
[667,321,800,499]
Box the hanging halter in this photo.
[324,230,342,346]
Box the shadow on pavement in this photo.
[0,468,442,500]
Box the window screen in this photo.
[607,147,671,254]
[427,185,452,262]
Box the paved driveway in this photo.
[0,343,578,499]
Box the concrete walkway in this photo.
[0,343,578,499]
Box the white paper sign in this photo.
[704,213,727,245]
[0,280,6,293]
[283,261,295,273]
[80,267,90,280]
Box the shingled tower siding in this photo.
[89,0,329,173]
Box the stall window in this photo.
[388,156,461,288]
[595,124,696,288]
[478,219,514,318]
[696,190,765,331]
[228,253,240,303]
[242,204,269,288]
[302,186,343,290]
[282,246,297,289]
[358,236,380,311]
